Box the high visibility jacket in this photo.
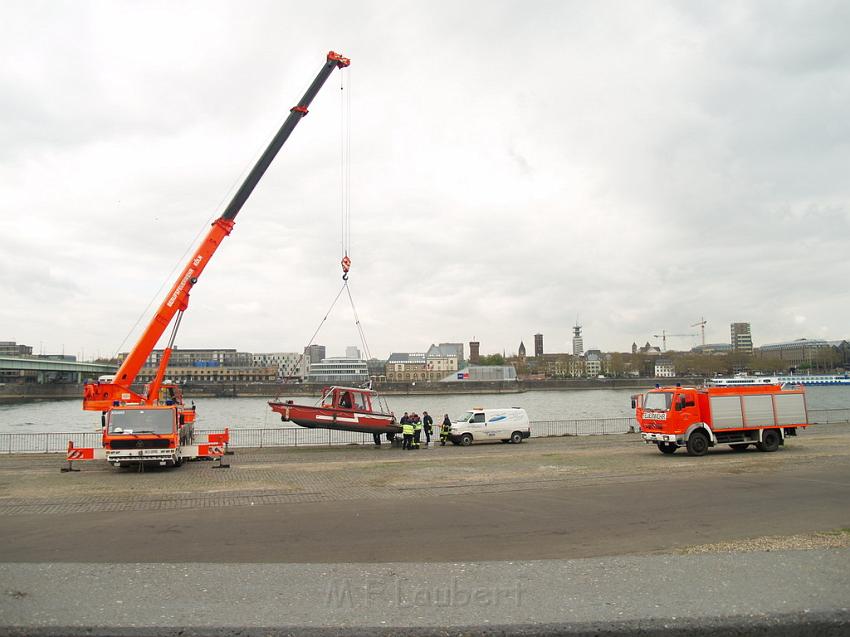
[402,423,414,436]
[413,422,422,432]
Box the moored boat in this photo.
[269,385,400,435]
[707,373,850,387]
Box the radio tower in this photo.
[572,318,583,356]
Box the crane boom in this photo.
[84,51,350,411]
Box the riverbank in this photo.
[0,377,683,403]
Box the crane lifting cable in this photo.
[269,64,399,440]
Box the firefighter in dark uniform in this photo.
[440,414,451,446]
[422,411,433,445]
[412,413,422,449]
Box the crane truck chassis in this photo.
[64,407,230,471]
[633,384,809,456]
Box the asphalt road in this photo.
[0,454,848,563]
[2,552,849,633]
[1,429,849,634]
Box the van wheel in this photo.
[459,434,473,446]
[757,429,781,452]
[657,442,677,455]
[686,431,709,457]
[510,431,523,444]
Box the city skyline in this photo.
[2,3,848,360]
[5,325,847,364]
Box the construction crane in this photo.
[74,51,350,471]
[653,330,698,352]
[691,317,707,346]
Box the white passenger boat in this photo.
[707,374,850,387]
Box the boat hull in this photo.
[269,401,401,435]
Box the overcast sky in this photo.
[1,0,848,361]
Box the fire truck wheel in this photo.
[174,456,183,467]
[657,442,677,454]
[686,430,709,457]
[459,434,473,446]
[757,429,781,452]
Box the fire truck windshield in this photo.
[643,392,673,411]
[109,409,174,434]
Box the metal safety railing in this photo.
[1,410,847,454]
[808,408,850,424]
[531,417,636,437]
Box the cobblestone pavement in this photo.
[0,425,848,516]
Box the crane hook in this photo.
[341,255,351,280]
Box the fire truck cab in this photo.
[104,405,192,467]
[633,384,808,456]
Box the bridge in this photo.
[0,356,117,384]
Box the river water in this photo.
[1,386,849,434]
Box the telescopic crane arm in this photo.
[84,51,350,411]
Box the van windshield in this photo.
[643,392,673,411]
[454,412,473,423]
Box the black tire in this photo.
[657,442,677,455]
[459,433,473,447]
[510,431,523,444]
[686,430,710,457]
[174,456,183,467]
[731,444,749,452]
[757,429,781,452]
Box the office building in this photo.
[730,323,753,354]
[306,357,368,384]
[304,344,327,364]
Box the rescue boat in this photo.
[269,385,400,435]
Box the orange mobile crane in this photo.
[68,52,350,470]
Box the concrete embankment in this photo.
[0,377,673,403]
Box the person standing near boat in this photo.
[422,411,433,445]
[412,413,422,449]
[400,412,413,450]
[440,414,451,446]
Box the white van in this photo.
[449,408,531,446]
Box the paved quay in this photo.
[0,426,849,562]
[0,425,848,634]
[2,551,849,635]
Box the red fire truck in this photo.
[633,384,809,456]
